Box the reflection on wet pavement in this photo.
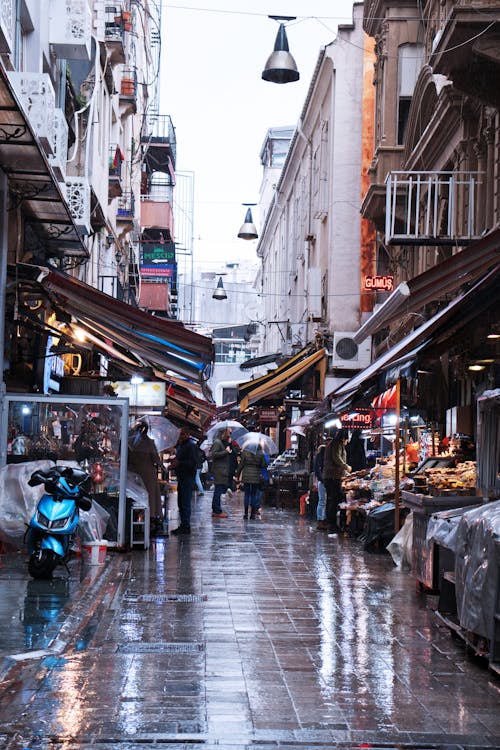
[0,493,499,750]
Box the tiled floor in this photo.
[0,490,499,750]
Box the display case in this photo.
[0,394,130,547]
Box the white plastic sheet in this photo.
[387,512,413,569]
[0,460,53,545]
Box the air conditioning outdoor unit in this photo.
[329,332,372,370]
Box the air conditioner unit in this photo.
[329,332,372,370]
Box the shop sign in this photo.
[141,241,176,264]
[364,275,394,291]
[106,380,166,407]
[340,408,373,429]
[140,263,176,278]
[43,336,65,393]
[259,408,279,424]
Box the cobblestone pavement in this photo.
[0,490,499,750]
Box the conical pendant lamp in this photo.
[212,276,227,300]
[237,207,258,240]
[262,22,299,84]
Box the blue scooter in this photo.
[25,466,93,579]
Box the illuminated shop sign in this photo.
[364,275,394,291]
[340,409,373,429]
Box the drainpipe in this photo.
[0,170,8,465]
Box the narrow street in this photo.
[0,490,499,750]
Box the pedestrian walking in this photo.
[323,428,351,534]
[235,447,266,519]
[128,422,164,535]
[314,443,328,530]
[226,440,240,497]
[193,441,205,496]
[210,427,231,518]
[169,428,197,535]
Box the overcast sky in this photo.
[161,1,358,273]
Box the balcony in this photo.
[104,3,126,65]
[49,0,91,62]
[49,108,69,182]
[116,192,135,231]
[140,191,174,234]
[119,67,137,113]
[0,0,15,54]
[64,177,91,235]
[384,170,482,246]
[8,72,56,154]
[430,1,500,107]
[108,144,124,199]
[361,146,405,229]
[141,114,177,175]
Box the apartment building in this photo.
[0,1,212,400]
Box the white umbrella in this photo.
[206,420,248,444]
[236,432,279,456]
[130,416,180,452]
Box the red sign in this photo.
[259,408,279,424]
[364,275,394,291]
[340,409,373,429]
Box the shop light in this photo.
[130,373,144,384]
[487,333,500,339]
[468,364,485,371]
[73,327,86,342]
[21,404,31,415]
[324,417,341,430]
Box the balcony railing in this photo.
[385,170,482,246]
[49,108,69,182]
[108,144,124,199]
[49,0,91,62]
[8,72,56,154]
[64,177,91,235]
[0,0,15,53]
[117,192,135,221]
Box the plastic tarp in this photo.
[426,504,482,553]
[0,460,53,546]
[0,460,111,547]
[387,512,413,569]
[453,500,500,638]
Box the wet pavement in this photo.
[0,490,499,750]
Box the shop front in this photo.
[1,394,130,547]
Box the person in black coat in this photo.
[169,428,197,535]
[346,430,367,472]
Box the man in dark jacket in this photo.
[323,429,351,533]
[170,428,197,535]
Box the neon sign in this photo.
[364,275,394,291]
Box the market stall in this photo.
[0,394,130,547]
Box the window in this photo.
[397,44,424,144]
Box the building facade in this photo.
[256,3,376,396]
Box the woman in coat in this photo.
[236,447,266,519]
[210,427,232,517]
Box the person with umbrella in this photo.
[210,427,232,518]
[235,442,267,520]
[128,422,163,535]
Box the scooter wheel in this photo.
[28,549,58,579]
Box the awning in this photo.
[164,384,216,433]
[238,346,327,412]
[137,282,170,311]
[0,67,87,257]
[354,228,500,343]
[329,262,500,411]
[18,264,214,387]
